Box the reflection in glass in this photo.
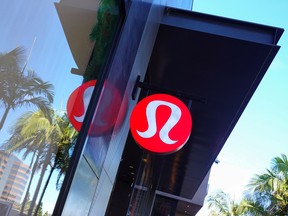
[2,110,77,215]
[85,0,120,81]
[0,0,83,215]
[61,156,98,216]
[1,0,122,214]
[152,195,178,216]
[0,151,30,204]
[0,47,54,131]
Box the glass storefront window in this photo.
[0,0,122,215]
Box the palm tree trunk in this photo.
[0,105,11,130]
[29,152,36,169]
[20,151,40,215]
[28,160,48,216]
[28,146,52,216]
[34,165,55,216]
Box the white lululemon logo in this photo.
[136,100,182,145]
[73,86,94,123]
[130,93,192,154]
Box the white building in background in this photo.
[0,151,30,203]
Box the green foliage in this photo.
[37,202,43,216]
[244,154,288,215]
[206,154,288,216]
[206,190,241,216]
[43,212,50,216]
[54,115,77,189]
[85,0,119,81]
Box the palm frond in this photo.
[0,47,26,69]
[239,198,266,216]
[206,190,230,215]
[271,154,288,180]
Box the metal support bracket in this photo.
[132,75,207,104]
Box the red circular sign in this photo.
[130,94,192,154]
[67,80,96,131]
[88,81,123,136]
[67,80,123,135]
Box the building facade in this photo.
[0,0,283,215]
[0,151,30,203]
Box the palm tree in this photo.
[51,114,78,189]
[0,46,24,73]
[3,110,77,216]
[206,190,242,216]
[34,114,77,216]
[239,197,268,216]
[3,110,53,215]
[245,154,288,215]
[0,47,54,130]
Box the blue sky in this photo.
[193,0,288,214]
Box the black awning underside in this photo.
[123,8,284,203]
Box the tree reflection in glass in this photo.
[2,110,77,215]
[0,46,78,215]
[0,47,54,130]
